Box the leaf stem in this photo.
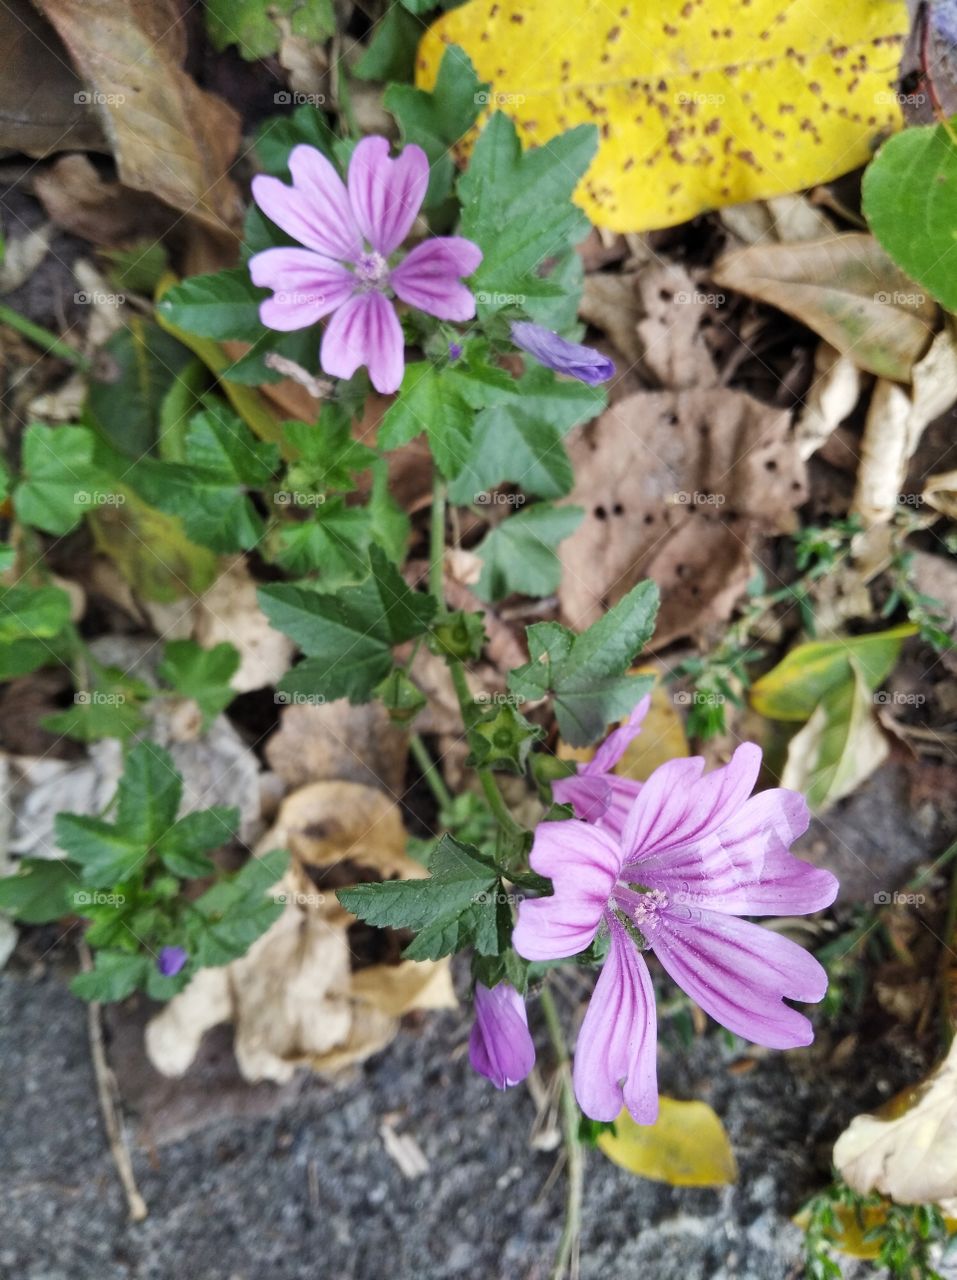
[0,303,91,371]
[540,983,584,1280]
[429,477,446,601]
[409,731,454,813]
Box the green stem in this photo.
[540,983,584,1280]
[0,303,91,371]
[409,732,454,813]
[430,479,446,602]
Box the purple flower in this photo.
[448,340,463,361]
[513,742,838,1124]
[469,982,536,1089]
[553,695,651,830]
[157,945,188,977]
[510,321,615,385]
[249,138,482,394]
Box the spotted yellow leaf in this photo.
[598,1097,737,1186]
[416,0,909,232]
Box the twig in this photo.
[79,941,148,1221]
[540,983,584,1280]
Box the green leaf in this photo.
[70,950,150,1003]
[156,806,238,878]
[253,104,337,178]
[385,45,487,209]
[131,402,280,552]
[0,857,78,923]
[863,119,957,313]
[355,5,422,83]
[459,115,597,316]
[190,849,289,968]
[53,815,143,885]
[259,545,438,703]
[156,269,266,342]
[85,317,193,458]
[508,580,660,745]
[13,424,108,535]
[206,0,334,59]
[117,742,183,845]
[0,585,71,644]
[158,639,240,726]
[447,366,605,503]
[273,497,372,584]
[750,625,917,721]
[41,677,149,743]
[283,411,377,493]
[476,503,583,601]
[338,835,503,961]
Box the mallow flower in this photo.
[249,138,482,394]
[157,945,188,977]
[513,740,838,1124]
[469,982,536,1089]
[510,321,615,385]
[552,694,651,831]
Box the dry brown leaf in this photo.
[794,343,862,461]
[579,272,643,368]
[193,559,295,693]
[719,194,835,246]
[924,469,957,519]
[0,0,106,157]
[713,234,936,381]
[34,0,242,236]
[852,328,957,525]
[33,154,177,248]
[634,263,720,390]
[265,699,408,797]
[834,1037,957,1213]
[559,388,806,643]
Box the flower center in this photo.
[354,251,389,290]
[612,884,669,949]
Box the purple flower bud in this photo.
[510,321,615,385]
[448,341,463,361]
[157,945,188,977]
[468,982,535,1089]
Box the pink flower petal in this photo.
[621,744,761,864]
[572,922,658,1124]
[391,237,482,321]
[552,772,612,824]
[512,821,622,961]
[650,906,828,1049]
[252,171,354,263]
[587,694,652,776]
[469,983,535,1089]
[319,290,404,394]
[249,248,356,330]
[347,136,429,256]
[288,145,362,260]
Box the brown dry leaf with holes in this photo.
[146,784,454,1083]
[559,388,806,643]
[634,263,721,390]
[712,234,936,381]
[33,0,242,237]
[265,700,408,797]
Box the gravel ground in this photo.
[0,952,920,1280]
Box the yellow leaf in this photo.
[598,1097,737,1186]
[417,0,908,232]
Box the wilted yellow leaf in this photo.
[417,0,908,232]
[598,1097,737,1186]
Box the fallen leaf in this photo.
[265,699,409,796]
[633,263,721,390]
[0,223,51,293]
[558,387,806,641]
[780,659,890,809]
[794,343,861,461]
[0,0,106,156]
[192,559,295,694]
[853,328,957,525]
[834,1036,957,1213]
[720,194,836,246]
[417,0,908,232]
[34,0,243,236]
[713,234,936,380]
[598,1097,737,1186]
[924,469,957,519]
[750,624,916,720]
[33,154,178,248]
